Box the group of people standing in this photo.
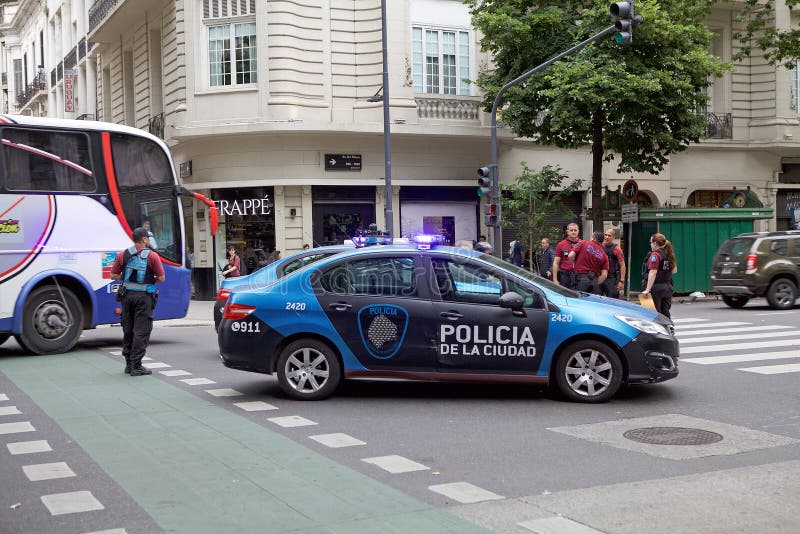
[530,223,676,318]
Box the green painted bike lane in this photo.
[0,350,488,533]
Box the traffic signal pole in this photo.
[488,24,618,257]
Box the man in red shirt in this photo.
[110,227,166,376]
[568,230,609,294]
[552,223,582,289]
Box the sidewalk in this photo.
[155,298,216,328]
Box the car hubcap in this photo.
[285,347,330,393]
[564,349,613,397]
[32,301,69,340]
[776,284,794,306]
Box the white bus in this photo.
[0,115,217,354]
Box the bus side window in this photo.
[2,128,94,192]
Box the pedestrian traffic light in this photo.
[610,2,638,45]
[477,166,492,197]
[484,203,498,227]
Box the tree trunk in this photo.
[591,110,604,233]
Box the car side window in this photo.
[282,253,330,277]
[321,257,417,297]
[506,277,544,309]
[770,239,788,256]
[433,259,502,305]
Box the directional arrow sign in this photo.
[324,154,362,171]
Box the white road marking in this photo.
[676,325,789,337]
[41,491,104,515]
[205,388,243,397]
[738,363,800,374]
[0,405,21,416]
[683,350,800,365]
[675,321,748,330]
[82,529,128,534]
[361,455,429,473]
[755,311,796,316]
[143,362,171,369]
[267,415,317,428]
[0,421,35,435]
[680,339,800,354]
[309,433,366,448]
[7,440,52,455]
[678,330,800,344]
[0,393,9,401]
[519,516,604,533]
[671,318,710,323]
[233,401,278,411]
[109,350,122,356]
[180,378,216,386]
[428,482,504,503]
[23,462,76,481]
[159,370,192,377]
[142,357,153,361]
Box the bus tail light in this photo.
[223,303,256,320]
[216,288,231,301]
[745,254,758,274]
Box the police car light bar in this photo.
[352,235,394,247]
[409,234,446,250]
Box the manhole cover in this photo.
[623,427,724,446]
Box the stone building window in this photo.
[203,1,256,87]
[412,26,470,95]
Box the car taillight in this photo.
[216,288,231,301]
[222,303,256,320]
[745,254,758,273]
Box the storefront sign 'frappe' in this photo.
[215,196,273,216]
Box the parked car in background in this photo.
[710,231,800,309]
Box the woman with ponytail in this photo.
[641,233,677,318]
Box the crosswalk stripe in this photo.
[672,318,710,324]
[676,325,790,337]
[675,322,749,330]
[682,350,800,365]
[678,330,800,345]
[738,363,800,374]
[680,339,800,354]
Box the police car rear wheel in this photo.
[19,286,84,355]
[277,340,341,400]
[555,341,622,403]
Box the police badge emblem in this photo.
[357,304,409,359]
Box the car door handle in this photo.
[328,302,352,311]
[440,311,463,320]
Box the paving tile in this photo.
[428,482,504,504]
[267,415,317,428]
[7,440,52,455]
[205,388,243,397]
[23,462,76,481]
[233,401,278,412]
[310,433,366,448]
[362,455,429,474]
[180,378,215,386]
[0,421,35,435]
[41,491,104,515]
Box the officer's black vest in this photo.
[642,249,672,284]
[603,244,620,278]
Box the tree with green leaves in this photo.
[502,163,583,272]
[466,0,730,230]
[734,0,799,68]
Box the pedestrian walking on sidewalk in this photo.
[110,227,165,376]
[641,232,677,318]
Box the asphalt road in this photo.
[1,298,798,533]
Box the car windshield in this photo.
[477,252,580,297]
[718,238,755,256]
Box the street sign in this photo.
[324,154,362,171]
[621,202,639,223]
[622,179,639,202]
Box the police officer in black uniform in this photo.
[600,229,627,299]
[110,227,166,375]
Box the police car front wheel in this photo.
[277,340,342,400]
[555,340,622,403]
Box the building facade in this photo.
[2,0,799,296]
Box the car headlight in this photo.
[615,315,671,336]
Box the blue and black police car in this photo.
[213,245,354,331]
[217,235,679,403]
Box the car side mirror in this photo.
[499,291,526,317]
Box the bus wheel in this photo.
[0,334,9,347]
[19,286,84,355]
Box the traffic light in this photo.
[477,166,492,197]
[610,2,636,45]
[484,203,498,227]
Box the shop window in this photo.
[687,190,733,208]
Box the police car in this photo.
[214,245,354,330]
[218,236,679,403]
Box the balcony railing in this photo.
[16,70,47,110]
[89,0,121,32]
[149,112,164,139]
[416,94,481,121]
[701,112,732,139]
[76,114,96,121]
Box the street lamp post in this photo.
[379,0,393,238]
